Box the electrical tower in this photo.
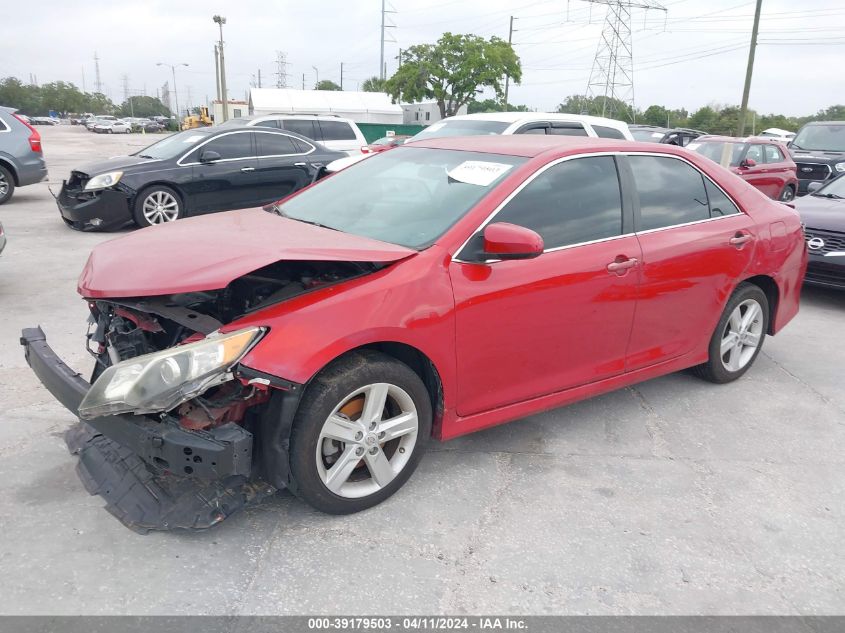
[94,52,103,94]
[380,0,396,80]
[582,0,666,121]
[121,74,130,101]
[275,51,289,88]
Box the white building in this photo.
[248,89,403,124]
[212,100,248,123]
[401,101,468,125]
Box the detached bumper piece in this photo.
[20,327,275,533]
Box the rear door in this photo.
[254,131,312,204]
[450,155,641,416]
[623,154,756,371]
[737,143,773,197]
[763,144,792,198]
[182,131,260,213]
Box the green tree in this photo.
[315,80,342,91]
[82,92,117,115]
[120,95,170,117]
[38,81,87,114]
[641,104,669,127]
[0,77,42,114]
[385,32,521,118]
[467,98,530,114]
[361,76,387,92]
[556,94,633,121]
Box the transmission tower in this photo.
[275,51,289,89]
[380,0,397,80]
[582,0,666,121]
[94,52,103,94]
[121,74,130,101]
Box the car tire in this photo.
[779,185,795,202]
[288,350,432,514]
[693,282,769,384]
[0,165,15,205]
[132,185,183,228]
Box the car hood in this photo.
[74,155,163,175]
[794,194,845,230]
[78,208,417,298]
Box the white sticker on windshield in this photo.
[687,142,701,150]
[447,161,513,186]
[183,135,204,144]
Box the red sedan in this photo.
[688,135,799,202]
[22,136,807,530]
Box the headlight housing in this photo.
[835,162,845,173]
[83,170,124,191]
[78,327,263,419]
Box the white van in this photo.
[222,114,367,155]
[411,112,634,141]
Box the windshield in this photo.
[688,141,745,167]
[631,129,666,142]
[134,130,211,160]
[411,120,510,141]
[792,124,845,152]
[276,147,525,248]
[812,174,845,198]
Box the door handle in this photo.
[240,167,255,172]
[606,257,638,274]
[729,232,753,247]
[294,162,307,167]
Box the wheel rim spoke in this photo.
[322,415,361,443]
[324,446,361,493]
[360,383,389,428]
[740,303,760,331]
[379,411,418,441]
[744,331,761,348]
[364,450,394,487]
[720,333,737,357]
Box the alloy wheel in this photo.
[316,382,419,499]
[720,298,764,372]
[0,172,8,198]
[142,191,180,224]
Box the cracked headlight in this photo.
[78,327,263,419]
[83,171,124,191]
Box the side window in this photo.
[764,145,784,163]
[190,132,253,161]
[494,156,622,249]
[255,120,280,129]
[517,123,548,135]
[319,120,357,141]
[256,132,299,156]
[291,137,314,153]
[282,119,318,140]
[593,125,626,140]
[0,116,9,132]
[704,179,740,217]
[233,109,242,118]
[629,155,709,231]
[425,112,430,121]
[745,144,763,163]
[550,123,588,137]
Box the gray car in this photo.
[0,106,48,204]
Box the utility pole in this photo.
[214,45,221,104]
[121,74,130,102]
[94,52,103,94]
[380,0,396,80]
[157,62,188,120]
[81,66,86,93]
[503,16,516,110]
[340,63,344,90]
[302,73,305,90]
[737,0,763,137]
[313,66,319,88]
[213,15,229,122]
[257,69,262,88]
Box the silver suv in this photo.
[0,106,48,204]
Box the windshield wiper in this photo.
[268,204,338,231]
[814,192,844,199]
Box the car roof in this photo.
[804,121,845,126]
[406,134,658,158]
[695,135,785,145]
[441,111,628,127]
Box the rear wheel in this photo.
[0,165,14,205]
[693,283,769,384]
[779,185,795,202]
[288,350,432,514]
[132,186,183,228]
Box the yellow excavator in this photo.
[181,106,213,130]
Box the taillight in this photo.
[361,146,371,153]
[12,113,42,153]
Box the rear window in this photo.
[319,120,357,141]
[282,119,319,140]
[412,120,510,141]
[629,155,710,231]
[256,132,299,156]
[688,141,745,167]
[593,125,627,140]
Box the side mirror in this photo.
[740,158,757,168]
[807,181,824,194]
[482,222,544,260]
[200,150,221,163]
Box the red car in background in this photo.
[688,136,799,202]
[22,136,806,531]
[361,135,411,154]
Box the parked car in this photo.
[86,115,117,131]
[95,120,132,134]
[793,175,845,289]
[411,112,635,141]
[221,114,368,155]
[23,135,806,530]
[56,126,344,230]
[30,116,60,126]
[688,136,799,201]
[789,121,845,195]
[629,124,705,146]
[361,135,411,153]
[759,127,795,143]
[0,106,48,204]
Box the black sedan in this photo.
[57,127,345,230]
[795,176,845,289]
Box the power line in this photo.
[275,51,289,88]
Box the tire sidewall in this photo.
[132,185,183,228]
[288,351,433,514]
[780,185,795,202]
[706,283,769,383]
[0,166,14,205]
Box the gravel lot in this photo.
[1,125,843,615]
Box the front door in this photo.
[450,155,641,417]
[253,130,312,204]
[183,131,261,213]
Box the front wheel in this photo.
[779,185,795,202]
[693,283,769,384]
[132,186,183,228]
[0,165,14,205]
[288,350,432,514]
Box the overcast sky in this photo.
[2,0,844,117]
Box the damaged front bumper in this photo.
[56,182,134,231]
[20,327,273,532]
